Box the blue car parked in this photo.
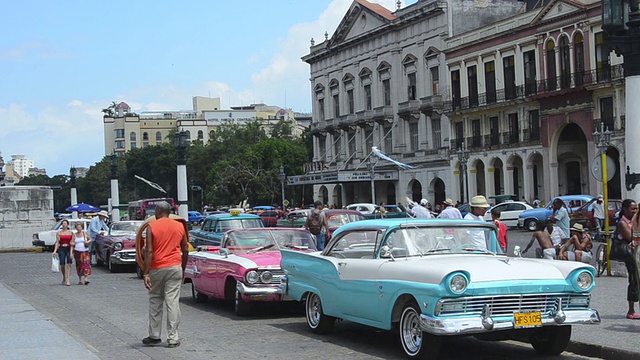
[188,211,206,225]
[517,194,593,231]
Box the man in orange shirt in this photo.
[141,202,189,348]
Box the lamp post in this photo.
[368,157,378,204]
[174,130,189,219]
[279,165,286,210]
[110,153,120,223]
[602,0,640,197]
[70,166,78,219]
[457,147,470,204]
[593,123,613,275]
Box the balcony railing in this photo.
[444,65,624,112]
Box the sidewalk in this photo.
[0,283,99,360]
[568,271,640,360]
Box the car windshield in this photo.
[384,226,500,257]
[326,214,363,228]
[217,219,263,232]
[224,229,316,253]
[110,222,142,235]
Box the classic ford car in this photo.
[95,221,143,272]
[189,212,263,247]
[32,218,91,251]
[184,227,316,316]
[280,219,600,359]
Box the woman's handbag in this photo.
[609,231,632,262]
[51,254,60,273]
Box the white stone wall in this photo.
[0,186,55,249]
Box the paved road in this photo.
[0,249,600,360]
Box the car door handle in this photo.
[338,262,347,267]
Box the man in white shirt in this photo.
[410,199,432,218]
[593,194,605,232]
[438,198,463,219]
[463,195,490,250]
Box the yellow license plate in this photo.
[514,311,542,328]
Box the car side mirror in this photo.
[380,245,393,260]
[513,245,522,257]
[219,248,229,258]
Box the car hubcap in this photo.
[307,294,320,327]
[402,308,422,354]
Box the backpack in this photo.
[308,211,322,235]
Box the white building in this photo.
[10,155,35,178]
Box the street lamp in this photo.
[601,0,640,197]
[279,165,286,210]
[593,123,613,275]
[457,147,470,203]
[110,153,120,223]
[70,166,78,219]
[174,130,189,219]
[368,157,377,204]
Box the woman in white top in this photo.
[71,222,92,285]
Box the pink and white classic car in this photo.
[183,227,316,316]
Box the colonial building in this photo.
[443,0,625,203]
[103,97,302,155]
[297,0,523,207]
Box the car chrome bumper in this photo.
[109,251,137,266]
[517,219,524,228]
[420,308,600,335]
[236,282,287,301]
[32,240,45,247]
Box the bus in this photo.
[128,198,178,220]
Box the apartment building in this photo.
[103,97,302,155]
[297,0,523,207]
[443,0,625,202]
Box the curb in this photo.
[0,247,43,253]
[568,340,639,360]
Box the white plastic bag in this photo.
[51,255,60,273]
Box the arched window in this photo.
[130,132,137,149]
[143,132,149,141]
[559,36,570,89]
[209,130,215,140]
[155,131,162,145]
[185,130,191,141]
[546,41,556,91]
[198,130,203,140]
[573,33,585,86]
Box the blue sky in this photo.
[0,0,408,176]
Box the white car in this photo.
[346,203,377,214]
[483,201,533,227]
[32,218,92,250]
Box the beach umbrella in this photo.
[66,203,100,213]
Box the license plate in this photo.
[514,311,542,328]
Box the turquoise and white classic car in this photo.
[279,219,600,359]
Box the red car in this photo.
[258,210,282,227]
[94,221,144,272]
[570,198,622,230]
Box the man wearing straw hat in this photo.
[463,195,491,250]
[559,223,593,263]
[88,210,109,264]
[438,198,462,219]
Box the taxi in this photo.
[189,210,264,247]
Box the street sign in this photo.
[283,199,289,206]
[590,155,616,182]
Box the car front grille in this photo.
[258,268,285,285]
[435,293,591,316]
[117,251,136,260]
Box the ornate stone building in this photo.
[296,0,523,207]
[443,0,625,202]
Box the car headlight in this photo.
[260,271,273,284]
[576,271,593,290]
[449,274,468,294]
[246,270,259,284]
[113,242,123,251]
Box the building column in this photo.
[504,166,515,196]
[485,167,496,199]
[523,164,533,203]
[452,164,462,204]
[468,168,478,198]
